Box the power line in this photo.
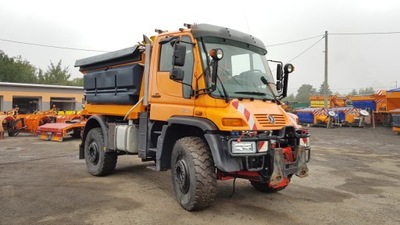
[266,31,400,48]
[288,36,325,62]
[330,31,400,36]
[0,38,109,53]
[266,35,324,47]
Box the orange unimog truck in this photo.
[75,23,311,211]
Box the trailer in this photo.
[295,108,330,127]
[294,107,368,128]
[36,119,85,142]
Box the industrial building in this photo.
[0,82,83,113]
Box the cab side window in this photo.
[159,42,174,71]
[181,36,194,98]
[158,36,194,99]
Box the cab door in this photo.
[149,35,196,121]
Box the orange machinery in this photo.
[1,107,84,139]
[309,95,348,108]
[74,23,311,211]
[1,108,56,137]
[349,89,400,126]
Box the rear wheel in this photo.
[71,129,81,138]
[250,181,287,193]
[171,137,217,211]
[84,128,117,176]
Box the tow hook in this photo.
[296,146,309,178]
[270,148,284,186]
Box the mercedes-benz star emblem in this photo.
[268,115,276,124]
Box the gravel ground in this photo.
[1,127,399,225]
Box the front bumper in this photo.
[205,126,311,176]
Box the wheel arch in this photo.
[79,115,109,159]
[155,116,242,172]
[155,117,216,171]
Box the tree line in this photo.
[284,83,375,104]
[0,50,83,86]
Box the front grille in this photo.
[254,114,286,128]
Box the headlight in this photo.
[284,63,295,73]
[209,48,224,60]
[231,141,256,154]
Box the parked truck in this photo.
[349,88,400,126]
[75,23,311,211]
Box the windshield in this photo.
[199,37,276,100]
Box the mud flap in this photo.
[270,148,285,186]
[295,146,309,178]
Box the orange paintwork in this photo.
[393,126,400,134]
[386,91,400,112]
[83,104,143,119]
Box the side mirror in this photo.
[276,64,283,80]
[170,68,184,81]
[172,43,186,67]
[276,81,282,91]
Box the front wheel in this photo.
[84,128,117,176]
[171,137,217,211]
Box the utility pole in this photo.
[324,31,328,108]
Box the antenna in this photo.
[240,5,251,34]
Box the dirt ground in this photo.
[1,126,400,225]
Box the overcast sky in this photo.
[1,0,400,95]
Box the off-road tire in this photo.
[250,181,287,193]
[171,136,217,211]
[71,129,81,139]
[84,128,117,176]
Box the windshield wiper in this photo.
[234,91,267,96]
[217,73,230,103]
[260,76,280,103]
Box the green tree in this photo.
[283,93,295,102]
[37,68,45,83]
[317,82,333,95]
[41,60,71,85]
[359,87,375,95]
[348,89,358,96]
[69,77,84,86]
[295,84,317,103]
[0,51,37,83]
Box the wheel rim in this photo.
[88,141,99,165]
[174,158,190,194]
